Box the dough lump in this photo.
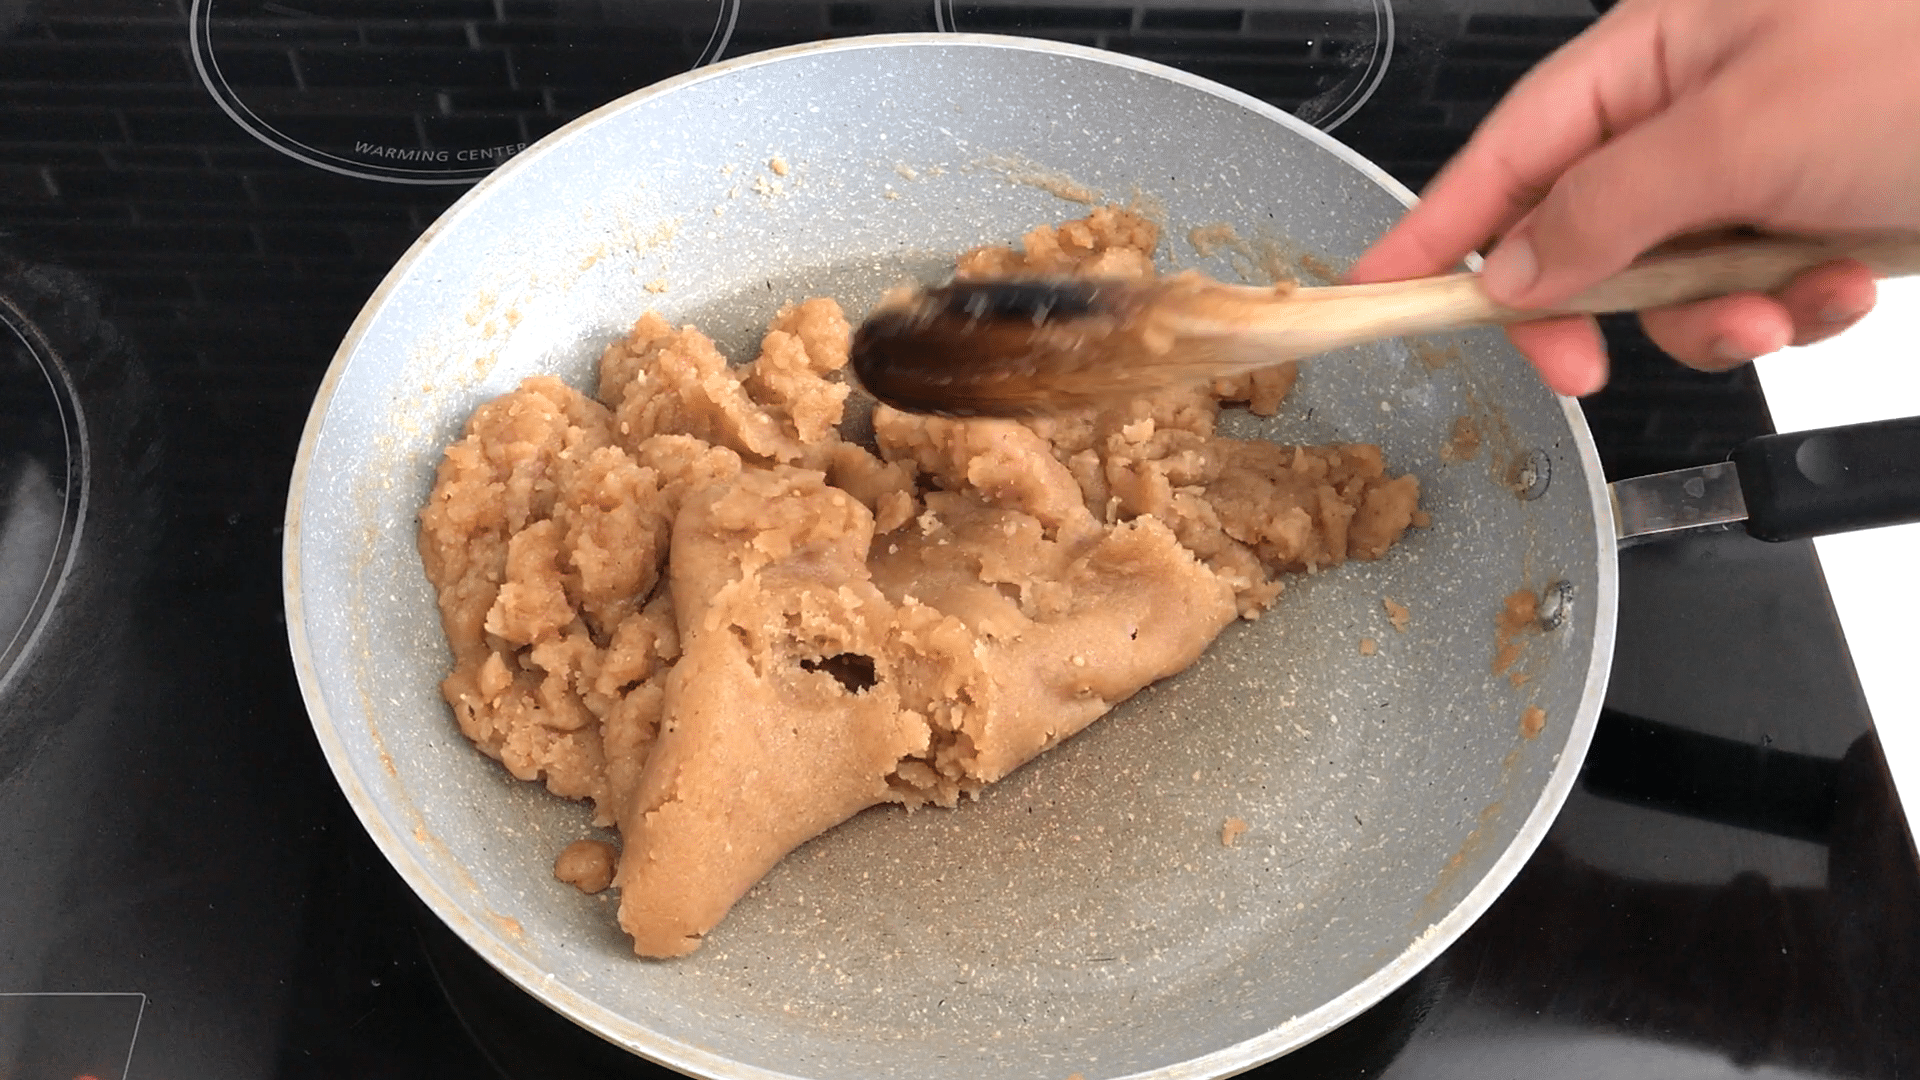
[417,206,1423,957]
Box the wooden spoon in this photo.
[850,231,1920,416]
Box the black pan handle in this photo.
[1733,416,1920,541]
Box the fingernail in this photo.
[1709,339,1754,366]
[1818,304,1866,327]
[1480,235,1538,304]
[1573,362,1608,398]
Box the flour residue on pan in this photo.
[981,153,1102,204]
[613,214,680,260]
[1182,222,1342,287]
[1186,222,1290,286]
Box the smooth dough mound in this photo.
[416,208,1422,958]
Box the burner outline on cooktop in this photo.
[188,0,742,185]
[932,0,1393,132]
[0,304,87,697]
[0,993,148,1080]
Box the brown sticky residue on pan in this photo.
[1122,186,1167,225]
[1439,414,1482,463]
[1411,339,1459,372]
[1220,818,1249,847]
[1423,800,1504,910]
[490,912,527,941]
[1358,637,1378,656]
[1187,223,1240,258]
[1295,251,1340,284]
[1520,706,1547,739]
[1463,386,1538,500]
[1256,241,1298,287]
[1492,588,1538,676]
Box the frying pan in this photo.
[285,34,1624,1079]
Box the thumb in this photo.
[1479,95,1750,309]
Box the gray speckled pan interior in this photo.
[284,34,1615,1080]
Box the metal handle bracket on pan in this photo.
[1611,415,1920,546]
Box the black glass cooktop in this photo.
[1,0,1915,1077]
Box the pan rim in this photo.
[282,30,1619,1080]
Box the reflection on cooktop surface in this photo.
[0,310,81,688]
[191,0,735,182]
[190,0,1417,182]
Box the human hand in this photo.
[1347,0,1920,396]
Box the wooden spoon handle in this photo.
[1550,230,1920,315]
[1241,231,1920,355]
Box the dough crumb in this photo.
[769,156,789,176]
[1520,705,1547,739]
[556,839,619,893]
[1383,596,1409,633]
[1211,360,1298,418]
[894,162,919,181]
[418,207,1422,959]
[1220,817,1249,847]
[644,278,668,294]
[1358,637,1377,656]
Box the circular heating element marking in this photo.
[190,0,740,184]
[934,0,1393,132]
[0,305,86,692]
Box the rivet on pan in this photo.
[1513,448,1552,501]
[1537,580,1574,632]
